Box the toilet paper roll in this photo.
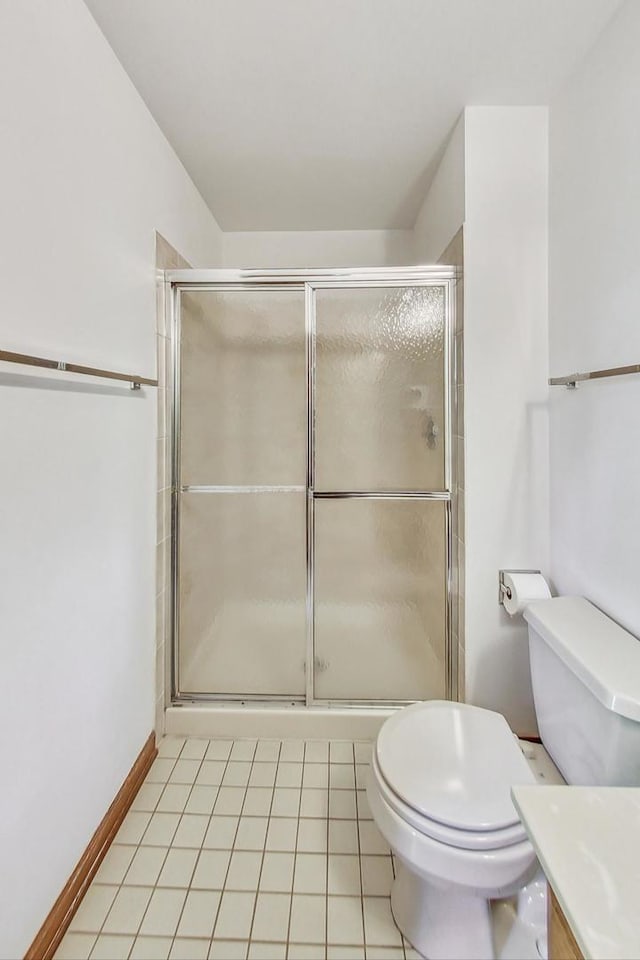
[502,572,551,616]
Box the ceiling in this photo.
[84,0,621,232]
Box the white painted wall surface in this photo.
[223,229,415,268]
[0,0,222,955]
[548,1,640,637]
[413,116,466,262]
[463,108,550,734]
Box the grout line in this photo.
[283,741,306,960]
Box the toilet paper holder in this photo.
[498,569,541,605]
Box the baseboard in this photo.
[25,732,157,960]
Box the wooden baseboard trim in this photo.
[25,732,157,960]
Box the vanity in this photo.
[512,786,640,960]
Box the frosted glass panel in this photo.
[178,492,306,696]
[180,290,305,485]
[315,286,446,491]
[314,499,447,701]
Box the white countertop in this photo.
[512,786,640,960]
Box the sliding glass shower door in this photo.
[172,273,452,704]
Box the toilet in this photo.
[367,596,640,960]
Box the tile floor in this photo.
[55,737,419,960]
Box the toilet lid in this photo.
[376,701,536,833]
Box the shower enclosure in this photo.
[168,268,456,708]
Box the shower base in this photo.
[164,703,395,741]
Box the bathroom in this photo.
[1,1,639,958]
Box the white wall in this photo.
[0,1,223,955]
[549,1,640,636]
[413,115,466,263]
[463,108,550,734]
[223,229,414,267]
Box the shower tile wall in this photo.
[439,229,464,700]
[156,233,190,734]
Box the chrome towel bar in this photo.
[549,363,640,389]
[0,348,157,390]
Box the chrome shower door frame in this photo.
[168,267,457,707]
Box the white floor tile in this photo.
[146,759,176,783]
[358,822,389,856]
[251,891,291,941]
[271,788,300,818]
[226,849,262,890]
[93,845,136,885]
[356,790,372,821]
[203,815,239,849]
[123,846,167,886]
[249,762,278,788]
[302,765,328,789]
[280,740,305,762]
[327,855,362,896]
[131,783,164,812]
[243,787,274,816]
[329,789,356,819]
[328,820,358,854]
[248,944,287,960]
[304,742,329,764]
[169,759,202,785]
[360,856,393,897]
[276,762,304,788]
[191,848,231,890]
[102,886,153,935]
[293,853,326,894]
[205,740,233,761]
[266,817,298,852]
[129,936,173,960]
[296,819,327,853]
[330,764,355,790]
[181,739,209,761]
[223,761,252,787]
[176,889,221,938]
[327,895,364,945]
[170,938,211,960]
[157,847,199,888]
[327,948,365,960]
[354,743,372,764]
[214,890,256,940]
[69,885,118,933]
[138,887,187,937]
[156,783,191,813]
[289,894,326,944]
[254,740,281,762]
[157,737,186,759]
[208,940,248,960]
[89,934,134,959]
[230,740,258,761]
[214,786,246,815]
[355,766,369,790]
[185,785,219,815]
[115,812,152,846]
[53,932,97,960]
[196,761,227,787]
[329,742,353,764]
[366,948,404,959]
[235,816,269,850]
[141,812,180,847]
[172,813,209,848]
[299,789,328,819]
[289,946,326,960]
[362,897,403,947]
[259,852,295,893]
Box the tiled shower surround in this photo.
[54,737,420,960]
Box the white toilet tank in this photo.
[524,596,640,786]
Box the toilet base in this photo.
[391,859,494,960]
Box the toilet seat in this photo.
[374,701,536,851]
